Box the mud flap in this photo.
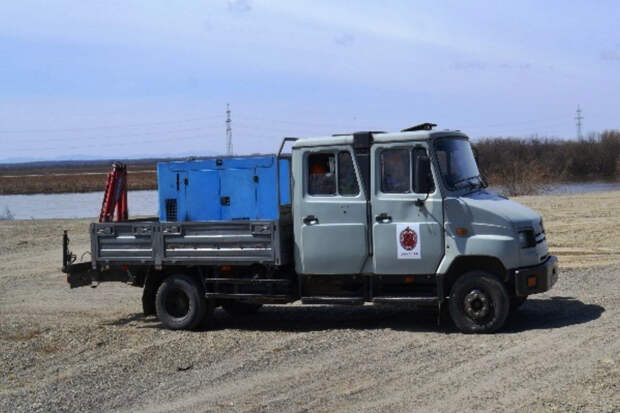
[65,262,96,288]
[65,264,130,289]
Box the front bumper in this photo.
[513,255,559,296]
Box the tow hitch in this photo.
[62,231,129,288]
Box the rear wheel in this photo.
[156,274,211,330]
[221,300,262,316]
[448,271,510,333]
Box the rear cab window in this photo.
[307,151,360,196]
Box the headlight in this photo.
[518,229,536,248]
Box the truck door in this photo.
[294,147,368,274]
[220,169,257,220]
[187,170,220,220]
[370,143,444,274]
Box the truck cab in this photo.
[63,125,558,333]
[291,128,557,332]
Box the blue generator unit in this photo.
[157,155,290,222]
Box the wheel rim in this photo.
[463,289,492,321]
[165,288,190,318]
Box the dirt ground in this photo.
[0,191,619,412]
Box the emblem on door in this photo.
[396,223,421,259]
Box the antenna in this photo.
[575,105,583,140]
[226,103,233,155]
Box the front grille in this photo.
[165,198,177,221]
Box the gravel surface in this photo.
[1,192,619,412]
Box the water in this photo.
[0,182,618,220]
[543,182,620,194]
[488,181,620,196]
[0,190,158,220]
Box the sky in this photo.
[1,0,619,162]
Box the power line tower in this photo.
[226,103,233,155]
[575,105,584,140]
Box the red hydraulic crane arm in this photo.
[99,162,128,223]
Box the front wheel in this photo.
[155,274,212,330]
[448,271,510,333]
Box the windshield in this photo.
[434,138,482,191]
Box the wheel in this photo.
[155,274,212,330]
[221,300,263,316]
[510,296,527,312]
[448,271,510,333]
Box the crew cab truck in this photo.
[62,123,558,333]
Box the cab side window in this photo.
[380,147,434,194]
[338,151,360,196]
[307,151,360,196]
[308,153,336,195]
[381,148,410,193]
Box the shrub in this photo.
[473,131,620,195]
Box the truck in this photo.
[62,123,559,333]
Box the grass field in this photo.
[0,163,157,194]
[516,191,620,268]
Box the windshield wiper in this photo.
[452,174,482,188]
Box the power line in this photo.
[2,126,218,145]
[0,116,223,134]
[226,104,233,156]
[238,115,351,128]
[4,133,230,153]
[575,105,584,140]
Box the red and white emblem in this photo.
[399,226,417,251]
[396,223,421,259]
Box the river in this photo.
[0,190,158,220]
[0,182,619,220]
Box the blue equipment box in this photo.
[157,155,290,222]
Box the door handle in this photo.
[303,215,319,225]
[376,213,392,224]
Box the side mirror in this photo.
[414,156,433,194]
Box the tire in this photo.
[221,300,263,316]
[155,274,210,330]
[448,271,510,334]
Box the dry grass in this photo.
[486,160,554,196]
[516,190,620,269]
[1,329,42,341]
[0,171,156,194]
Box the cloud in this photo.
[601,47,620,61]
[451,60,534,72]
[227,0,252,14]
[333,33,355,47]
[499,62,532,71]
[450,60,486,71]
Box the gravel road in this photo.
[1,193,619,412]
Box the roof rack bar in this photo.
[401,123,437,132]
[332,130,385,137]
[277,137,299,158]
